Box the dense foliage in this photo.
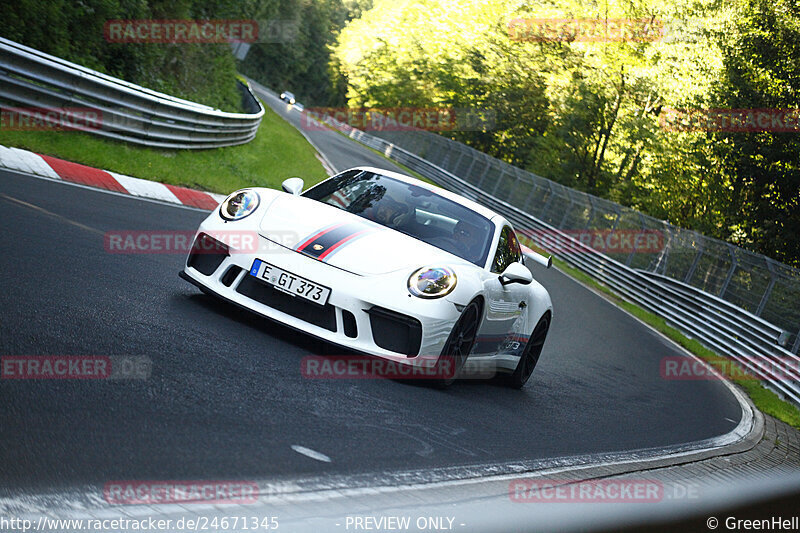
[0,0,252,111]
[2,0,797,265]
[238,0,370,106]
[332,0,800,267]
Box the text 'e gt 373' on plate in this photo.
[180,167,553,388]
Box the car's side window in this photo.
[491,225,521,273]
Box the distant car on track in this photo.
[280,91,296,104]
[180,167,553,387]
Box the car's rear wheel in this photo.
[506,313,550,389]
[433,300,481,388]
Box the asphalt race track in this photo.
[0,90,744,493]
[0,166,743,494]
[250,81,411,176]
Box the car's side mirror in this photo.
[499,262,533,286]
[521,246,552,268]
[281,177,304,195]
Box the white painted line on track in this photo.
[291,445,332,463]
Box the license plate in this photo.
[249,259,331,306]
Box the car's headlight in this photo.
[408,266,457,299]
[219,190,260,221]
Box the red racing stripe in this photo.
[295,223,346,252]
[317,229,371,260]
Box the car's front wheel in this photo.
[433,299,481,388]
[506,312,550,389]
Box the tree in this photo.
[708,0,800,266]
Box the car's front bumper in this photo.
[180,230,461,366]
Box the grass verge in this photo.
[546,254,800,429]
[0,104,327,194]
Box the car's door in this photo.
[476,225,530,356]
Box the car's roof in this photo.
[341,166,502,224]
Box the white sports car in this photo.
[180,167,553,387]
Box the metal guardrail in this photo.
[320,115,800,407]
[0,37,264,149]
[370,129,800,356]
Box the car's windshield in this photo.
[303,170,494,266]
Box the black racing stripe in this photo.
[299,223,368,259]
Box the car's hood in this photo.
[258,193,464,275]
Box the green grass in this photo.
[0,103,327,194]
[545,254,800,429]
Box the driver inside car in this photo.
[372,197,412,228]
[452,220,483,263]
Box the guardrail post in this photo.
[453,149,465,174]
[585,197,596,229]
[606,207,620,258]
[651,222,673,273]
[507,169,524,203]
[432,142,445,166]
[792,330,800,354]
[420,134,430,157]
[756,258,777,317]
[610,208,621,231]
[625,214,645,266]
[491,168,507,196]
[476,157,492,188]
[719,245,738,299]
[539,182,556,220]
[559,196,575,229]
[684,236,705,284]
[463,154,478,182]
[522,180,540,213]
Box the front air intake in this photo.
[187,233,229,276]
[366,307,422,356]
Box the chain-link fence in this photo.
[370,129,800,354]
